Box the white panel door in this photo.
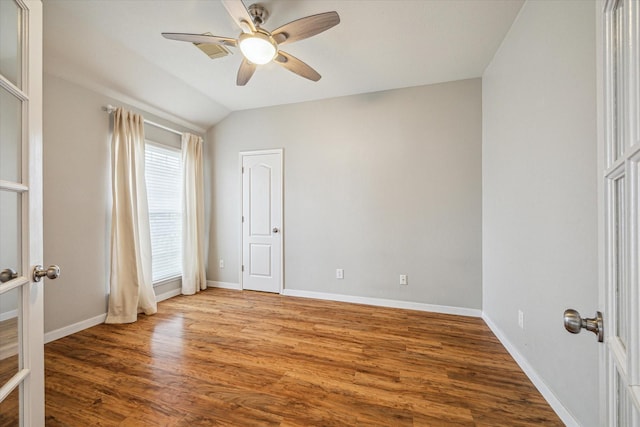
[241,150,283,293]
[0,0,46,425]
[602,0,640,424]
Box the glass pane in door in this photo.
[0,191,21,277]
[613,176,628,348]
[612,3,625,161]
[0,0,22,88]
[0,190,21,389]
[0,288,19,387]
[0,86,22,183]
[0,386,19,427]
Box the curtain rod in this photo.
[102,104,184,137]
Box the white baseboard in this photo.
[208,280,241,290]
[0,343,18,360]
[45,313,107,344]
[0,310,17,322]
[481,313,579,427]
[156,288,182,302]
[44,289,181,344]
[281,289,482,317]
[203,284,480,317]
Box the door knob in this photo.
[33,265,61,282]
[0,268,18,284]
[564,309,603,342]
[272,227,279,233]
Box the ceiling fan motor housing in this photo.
[248,3,269,26]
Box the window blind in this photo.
[145,142,182,283]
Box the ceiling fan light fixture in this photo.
[163,2,340,85]
[239,31,277,65]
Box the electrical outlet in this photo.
[219,259,224,269]
[518,310,524,329]
[336,269,344,279]
[400,274,408,285]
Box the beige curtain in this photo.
[181,133,207,295]
[105,107,157,323]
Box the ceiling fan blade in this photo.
[162,32,237,48]
[272,12,340,46]
[274,51,321,82]
[221,0,256,33]
[237,58,257,86]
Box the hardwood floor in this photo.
[44,288,562,426]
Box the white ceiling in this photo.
[43,0,524,130]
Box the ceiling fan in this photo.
[162,0,340,86]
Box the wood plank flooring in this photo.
[44,288,562,426]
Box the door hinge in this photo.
[241,265,245,272]
[242,166,244,173]
[242,216,244,223]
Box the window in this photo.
[145,141,182,284]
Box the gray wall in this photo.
[207,79,482,309]
[41,2,600,421]
[43,74,198,333]
[482,1,598,425]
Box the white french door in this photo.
[602,0,640,424]
[0,0,45,425]
[241,149,283,293]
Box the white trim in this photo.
[236,151,244,290]
[0,180,28,192]
[238,152,243,290]
[155,288,182,302]
[632,386,640,413]
[596,0,608,424]
[0,73,29,101]
[24,0,45,424]
[601,0,640,422]
[0,309,18,322]
[207,280,241,290]
[44,313,106,344]
[239,149,284,156]
[482,313,580,427]
[281,288,482,318]
[0,276,29,295]
[0,369,29,403]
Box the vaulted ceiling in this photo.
[43,0,524,130]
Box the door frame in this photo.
[599,0,640,424]
[0,0,44,424]
[238,149,284,293]
[25,1,45,422]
